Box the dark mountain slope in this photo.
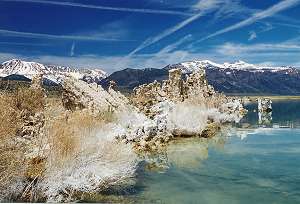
[100,68,168,91]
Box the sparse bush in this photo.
[0,92,25,200]
[12,87,45,115]
[0,86,46,201]
[41,110,137,201]
[0,93,20,139]
[46,111,108,164]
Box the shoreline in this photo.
[228,95,300,100]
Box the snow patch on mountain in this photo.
[178,60,295,74]
[0,59,50,77]
[0,59,107,83]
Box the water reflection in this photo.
[139,136,228,173]
[80,100,300,203]
[240,99,300,128]
[167,137,228,168]
[139,100,300,171]
[135,100,300,204]
[258,111,272,126]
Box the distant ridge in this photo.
[100,68,168,92]
[1,74,31,82]
[1,59,300,95]
[104,60,300,95]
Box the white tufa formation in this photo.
[258,98,272,113]
[258,98,273,125]
[61,76,130,112]
[59,67,247,151]
[131,67,247,146]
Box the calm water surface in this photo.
[89,100,300,203]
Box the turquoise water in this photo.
[135,129,300,203]
[131,100,300,204]
[83,100,300,203]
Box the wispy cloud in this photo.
[273,22,300,29]
[248,31,257,41]
[142,34,193,66]
[216,42,300,55]
[0,29,132,41]
[192,0,222,11]
[212,0,257,20]
[197,0,300,42]
[74,20,132,41]
[248,22,273,41]
[0,41,52,46]
[2,0,191,16]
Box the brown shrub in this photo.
[0,93,19,140]
[0,86,46,200]
[12,87,45,115]
[0,93,25,199]
[45,110,115,168]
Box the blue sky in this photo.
[0,0,300,72]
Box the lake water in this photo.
[88,100,300,203]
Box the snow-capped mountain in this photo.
[0,59,51,77]
[0,59,107,83]
[102,60,300,95]
[165,60,297,74]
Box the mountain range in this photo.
[1,59,300,95]
[0,59,107,85]
[102,60,300,95]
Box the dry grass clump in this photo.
[0,83,136,201]
[40,109,137,201]
[11,87,45,115]
[0,86,46,201]
[0,93,20,139]
[0,92,25,200]
[0,87,45,138]
[45,110,115,168]
[0,142,26,200]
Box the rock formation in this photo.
[258,111,272,125]
[61,76,130,112]
[257,98,272,125]
[258,98,272,113]
[130,67,247,148]
[58,67,247,152]
[132,68,247,120]
[132,68,216,117]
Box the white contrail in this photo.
[127,12,207,56]
[197,0,300,42]
[2,0,192,16]
[0,41,51,46]
[157,34,192,54]
[115,0,220,68]
[125,0,223,56]
[0,29,131,41]
[113,13,204,69]
[274,22,300,29]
